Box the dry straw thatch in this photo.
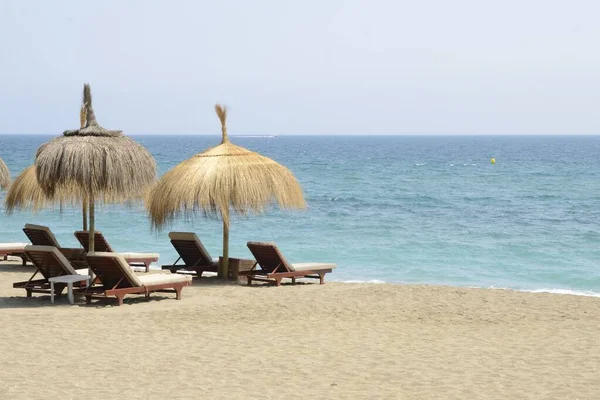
[35,83,157,252]
[0,157,9,189]
[4,165,121,218]
[146,104,305,278]
[36,85,155,200]
[5,165,63,213]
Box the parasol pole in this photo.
[88,198,95,252]
[82,200,88,231]
[220,214,230,279]
[87,197,95,284]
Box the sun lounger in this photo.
[0,242,30,265]
[161,232,219,277]
[13,245,89,297]
[83,252,192,306]
[243,242,336,286]
[23,224,86,266]
[74,230,159,273]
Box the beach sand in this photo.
[1,259,599,399]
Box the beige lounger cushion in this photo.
[24,245,84,276]
[119,252,160,260]
[291,262,337,272]
[138,273,192,286]
[0,243,29,251]
[88,252,191,287]
[24,224,61,247]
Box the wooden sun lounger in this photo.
[13,245,89,298]
[23,224,86,267]
[161,232,219,277]
[0,242,30,266]
[243,242,336,286]
[83,252,192,306]
[74,231,159,273]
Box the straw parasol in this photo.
[146,104,306,279]
[34,83,156,253]
[0,157,10,190]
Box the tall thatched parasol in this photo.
[0,157,10,190]
[146,104,306,279]
[34,83,156,253]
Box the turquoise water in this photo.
[1,135,599,295]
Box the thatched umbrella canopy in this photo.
[146,104,306,279]
[34,83,156,253]
[0,157,10,190]
[5,165,118,229]
[6,165,58,213]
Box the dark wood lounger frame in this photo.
[74,231,157,272]
[161,232,218,277]
[242,242,333,287]
[23,225,86,267]
[1,250,28,266]
[82,254,189,306]
[13,246,87,297]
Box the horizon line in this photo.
[0,133,599,137]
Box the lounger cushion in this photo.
[0,243,29,252]
[119,252,160,261]
[138,273,192,286]
[291,262,337,271]
[88,252,144,287]
[24,245,80,275]
[24,224,60,247]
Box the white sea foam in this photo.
[525,288,600,297]
[334,281,600,297]
[485,286,600,298]
[337,279,386,284]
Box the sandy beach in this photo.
[0,259,598,400]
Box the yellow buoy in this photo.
[490,158,496,164]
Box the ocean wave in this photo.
[525,288,600,297]
[334,281,600,297]
[486,286,600,298]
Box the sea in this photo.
[1,134,599,296]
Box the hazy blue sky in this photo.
[0,0,598,135]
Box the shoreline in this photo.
[5,256,600,299]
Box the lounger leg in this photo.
[26,288,32,298]
[85,295,92,305]
[291,277,296,284]
[247,276,252,286]
[319,273,325,284]
[175,285,183,300]
[145,263,149,273]
[21,256,27,266]
[115,295,124,306]
[275,277,282,287]
[50,282,55,303]
[67,283,74,304]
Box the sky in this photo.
[0,0,599,135]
